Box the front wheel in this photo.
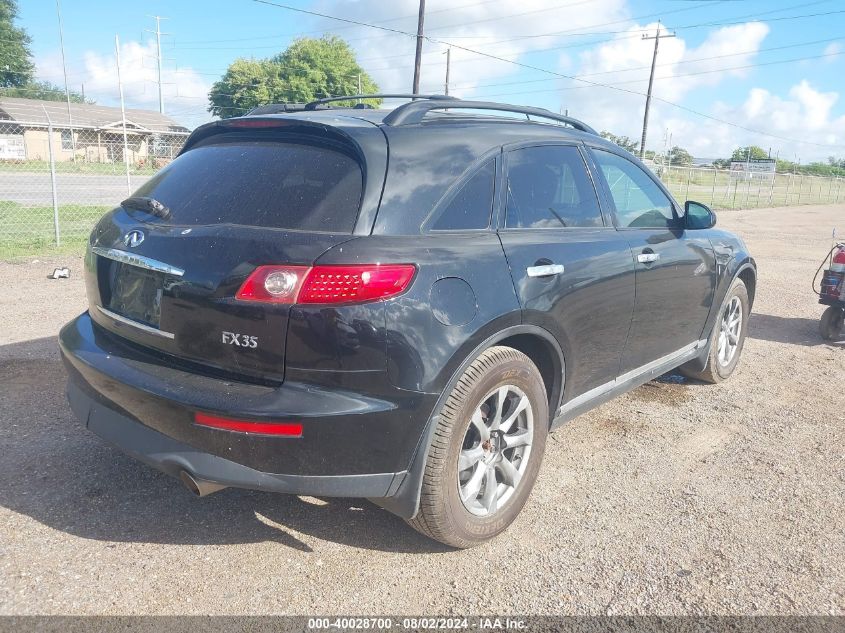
[407,346,549,548]
[819,306,844,341]
[680,278,749,384]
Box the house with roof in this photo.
[0,97,190,164]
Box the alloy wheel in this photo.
[457,385,534,517]
[717,295,743,366]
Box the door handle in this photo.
[637,253,660,264]
[527,264,565,277]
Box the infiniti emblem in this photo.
[123,230,145,248]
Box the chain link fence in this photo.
[0,121,187,257]
[1,126,843,258]
[657,164,845,210]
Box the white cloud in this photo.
[311,0,629,96]
[823,41,842,59]
[629,81,845,162]
[551,21,770,141]
[35,39,210,129]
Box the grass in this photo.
[0,201,107,260]
[661,169,845,210]
[0,160,161,176]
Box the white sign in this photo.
[0,134,25,160]
[730,159,776,173]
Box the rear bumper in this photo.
[67,380,404,497]
[60,312,436,492]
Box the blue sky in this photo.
[18,0,845,161]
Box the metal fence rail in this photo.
[0,128,843,257]
[658,165,844,210]
[0,120,187,256]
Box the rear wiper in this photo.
[121,196,171,220]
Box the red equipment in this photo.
[817,242,845,340]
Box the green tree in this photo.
[730,146,768,162]
[1,79,87,102]
[600,131,638,153]
[669,146,693,166]
[208,36,380,118]
[0,0,34,88]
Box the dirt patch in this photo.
[1,204,844,615]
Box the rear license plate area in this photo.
[106,262,164,328]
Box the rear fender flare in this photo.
[369,324,564,520]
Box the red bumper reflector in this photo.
[194,412,303,437]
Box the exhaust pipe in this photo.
[179,470,227,497]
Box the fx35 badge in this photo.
[222,331,258,348]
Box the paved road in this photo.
[0,171,151,206]
[0,205,843,616]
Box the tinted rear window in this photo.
[130,140,363,232]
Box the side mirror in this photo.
[684,200,716,230]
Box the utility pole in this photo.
[55,0,76,158]
[639,22,675,159]
[444,47,451,96]
[115,35,132,195]
[147,16,168,114]
[412,0,426,94]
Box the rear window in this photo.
[130,140,363,232]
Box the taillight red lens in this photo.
[236,264,416,306]
[194,412,302,437]
[235,265,309,304]
[299,265,416,304]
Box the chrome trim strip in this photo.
[91,247,185,277]
[96,306,175,340]
[557,340,703,416]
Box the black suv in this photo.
[60,95,756,548]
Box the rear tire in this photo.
[819,306,844,341]
[680,278,749,384]
[407,346,549,548]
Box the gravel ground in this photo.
[0,204,843,616]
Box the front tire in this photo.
[680,278,749,384]
[407,346,549,548]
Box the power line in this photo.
[493,0,837,43]
[176,0,510,45]
[446,35,845,92]
[249,0,845,149]
[466,49,845,99]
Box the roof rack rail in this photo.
[304,94,457,110]
[382,99,597,134]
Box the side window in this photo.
[505,145,603,229]
[430,161,495,230]
[592,149,677,229]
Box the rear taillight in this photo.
[194,412,303,437]
[235,265,309,304]
[236,264,416,305]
